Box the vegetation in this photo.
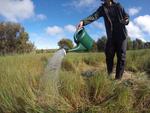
[96,36,150,52]
[36,49,57,53]
[0,22,34,55]
[97,36,107,52]
[57,36,150,52]
[0,49,150,113]
[58,38,74,49]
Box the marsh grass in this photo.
[0,49,150,113]
[126,49,150,73]
[0,53,51,113]
[85,71,115,104]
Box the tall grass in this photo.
[0,49,150,113]
[0,53,51,113]
[126,49,150,73]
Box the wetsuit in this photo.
[81,2,129,79]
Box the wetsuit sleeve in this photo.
[118,3,129,25]
[81,6,103,26]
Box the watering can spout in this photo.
[68,43,87,52]
[68,27,94,52]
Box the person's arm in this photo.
[77,6,103,29]
[118,3,129,25]
[82,6,104,26]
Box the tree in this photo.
[132,38,145,50]
[58,38,74,49]
[127,37,133,50]
[132,40,138,50]
[144,42,150,49]
[0,22,34,55]
[136,38,144,49]
[91,41,98,52]
[97,36,107,52]
[17,32,29,53]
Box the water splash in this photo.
[39,49,66,103]
[43,49,66,82]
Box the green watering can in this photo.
[68,27,94,52]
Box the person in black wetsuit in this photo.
[77,0,129,80]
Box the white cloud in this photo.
[128,7,141,16]
[0,0,34,22]
[134,15,150,35]
[64,25,76,33]
[92,21,105,30]
[127,20,146,42]
[66,0,99,11]
[127,21,143,39]
[127,15,150,42]
[36,14,47,20]
[30,32,60,49]
[46,26,63,36]
[46,24,76,36]
[74,0,97,8]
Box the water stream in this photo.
[39,49,66,99]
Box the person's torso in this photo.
[107,4,121,28]
[107,4,118,22]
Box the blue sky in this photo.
[0,0,150,49]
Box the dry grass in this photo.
[0,49,150,113]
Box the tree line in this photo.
[96,36,150,52]
[0,21,149,55]
[0,22,34,55]
[58,36,150,52]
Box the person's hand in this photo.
[120,19,126,24]
[120,18,129,25]
[77,21,83,30]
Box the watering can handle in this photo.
[76,27,84,32]
[74,27,84,44]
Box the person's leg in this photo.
[116,38,127,79]
[105,39,115,75]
